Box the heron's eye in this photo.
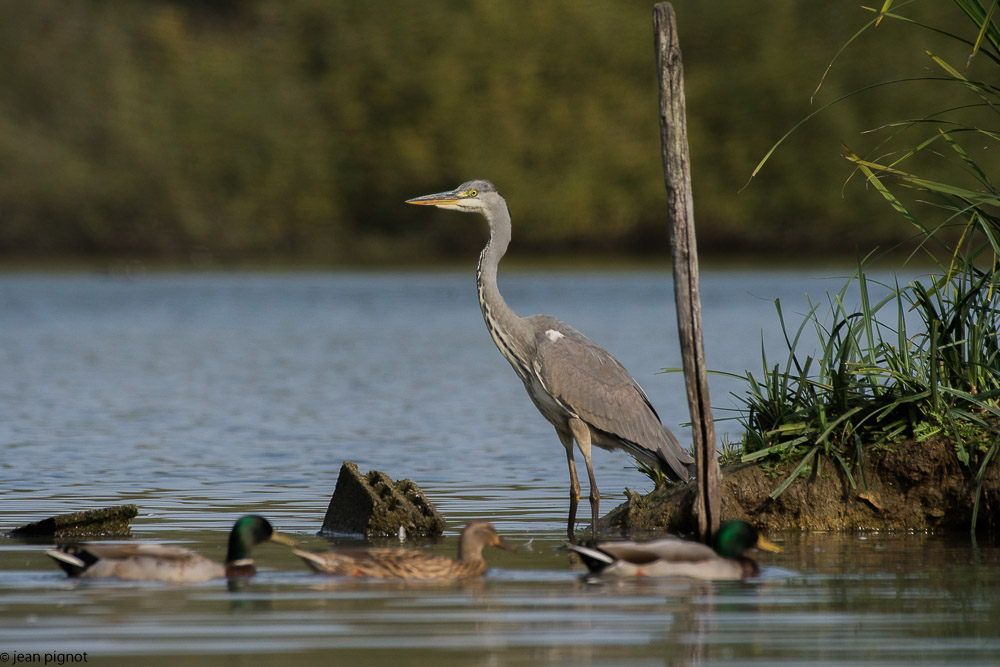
[468,190,478,198]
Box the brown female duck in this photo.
[294,521,512,581]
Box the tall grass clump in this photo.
[737,1,1000,530]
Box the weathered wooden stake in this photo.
[653,2,722,543]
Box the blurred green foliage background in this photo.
[0,1,989,265]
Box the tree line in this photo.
[0,1,988,264]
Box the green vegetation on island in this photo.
[629,1,1000,534]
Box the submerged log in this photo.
[7,504,139,538]
[601,436,999,534]
[320,461,445,538]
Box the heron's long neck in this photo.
[477,206,531,379]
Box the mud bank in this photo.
[601,436,999,534]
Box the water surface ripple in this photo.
[2,270,996,665]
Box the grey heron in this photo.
[406,180,694,539]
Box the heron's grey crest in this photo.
[406,180,694,539]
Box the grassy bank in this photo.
[725,1,1000,533]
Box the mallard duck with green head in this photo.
[46,515,296,583]
[565,520,782,580]
[294,521,513,581]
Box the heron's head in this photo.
[405,179,502,214]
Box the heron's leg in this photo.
[568,418,600,538]
[556,429,580,542]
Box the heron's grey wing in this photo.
[528,316,692,477]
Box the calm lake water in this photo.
[2,269,998,665]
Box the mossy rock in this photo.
[7,505,139,538]
[320,461,445,537]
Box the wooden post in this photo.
[653,2,721,543]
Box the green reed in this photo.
[730,0,1000,531]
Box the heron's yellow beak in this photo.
[405,190,465,206]
[269,532,298,547]
[755,534,783,553]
